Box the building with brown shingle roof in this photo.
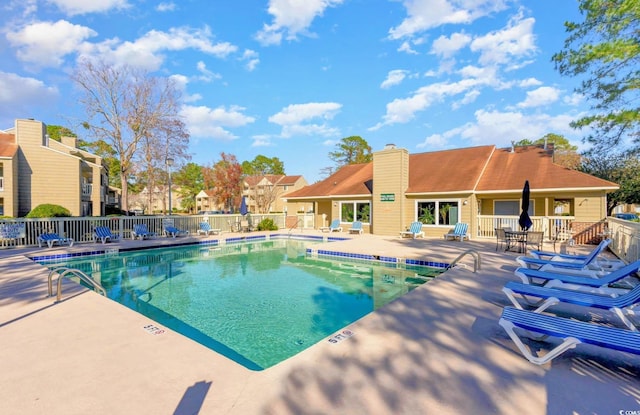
[285,144,618,239]
[195,175,310,215]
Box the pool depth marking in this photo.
[143,324,166,335]
[327,329,354,344]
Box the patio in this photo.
[0,232,638,414]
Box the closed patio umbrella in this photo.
[240,196,248,216]
[519,180,533,231]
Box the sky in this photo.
[0,0,589,184]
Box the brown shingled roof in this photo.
[286,163,373,198]
[0,133,18,158]
[278,175,302,185]
[476,146,618,191]
[286,144,618,199]
[406,145,494,193]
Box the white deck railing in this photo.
[0,213,316,248]
[477,215,575,241]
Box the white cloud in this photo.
[0,72,59,121]
[470,12,537,66]
[181,104,255,140]
[281,123,340,138]
[430,31,471,58]
[241,49,260,72]
[251,134,273,147]
[269,102,341,125]
[156,2,176,12]
[518,77,542,88]
[389,0,509,39]
[452,89,480,109]
[381,70,409,89]
[6,20,97,67]
[418,109,580,149]
[195,61,221,82]
[517,86,560,108]
[255,0,345,46]
[169,74,202,103]
[417,133,448,148]
[370,75,494,130]
[563,92,583,106]
[269,102,342,138]
[46,0,130,16]
[82,26,237,71]
[397,41,419,55]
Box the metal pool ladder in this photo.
[447,249,481,272]
[48,266,107,302]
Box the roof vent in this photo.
[384,143,397,150]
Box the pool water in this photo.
[37,239,444,370]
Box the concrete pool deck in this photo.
[1,231,639,414]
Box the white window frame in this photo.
[339,201,371,224]
[415,199,462,226]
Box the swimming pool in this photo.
[36,237,445,370]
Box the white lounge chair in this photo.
[320,219,342,233]
[400,221,424,239]
[444,223,469,241]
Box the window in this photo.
[495,200,534,216]
[417,200,460,226]
[340,201,371,223]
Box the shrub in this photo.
[256,218,278,231]
[26,204,72,218]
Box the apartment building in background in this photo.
[0,118,111,217]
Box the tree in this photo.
[328,136,372,167]
[82,139,121,187]
[139,118,190,213]
[515,133,581,169]
[173,162,205,214]
[579,150,640,214]
[241,155,285,175]
[71,58,188,212]
[206,153,243,211]
[247,177,280,214]
[46,125,76,141]
[552,0,640,149]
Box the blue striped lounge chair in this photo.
[38,233,74,248]
[400,221,424,239]
[513,259,640,294]
[348,221,363,235]
[132,224,157,240]
[197,222,221,236]
[499,306,640,365]
[93,226,119,244]
[164,225,189,238]
[502,280,640,331]
[443,222,469,241]
[516,239,624,273]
